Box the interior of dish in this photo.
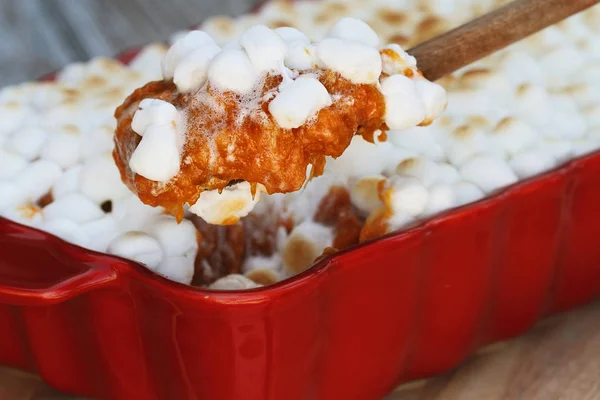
[1,0,599,290]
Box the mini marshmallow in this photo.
[563,84,600,108]
[208,49,260,94]
[459,154,518,193]
[0,101,31,136]
[80,126,115,159]
[39,219,90,247]
[274,27,310,43]
[6,127,48,161]
[189,181,262,225]
[243,255,282,272]
[80,154,131,204]
[80,215,119,253]
[349,175,385,214]
[146,215,198,257]
[0,182,25,211]
[129,125,181,182]
[436,163,461,185]
[162,30,217,80]
[14,160,62,202]
[387,127,445,161]
[281,220,333,275]
[107,231,163,269]
[43,193,104,224]
[284,42,319,70]
[209,274,261,290]
[423,183,456,217]
[572,139,600,157]
[380,44,417,76]
[499,51,544,86]
[1,204,44,228]
[543,97,587,140]
[459,68,513,97]
[50,165,81,200]
[327,17,380,47]
[40,125,82,168]
[131,98,180,136]
[317,38,382,84]
[268,75,332,129]
[540,138,574,164]
[444,125,492,166]
[385,210,416,233]
[245,268,279,286]
[112,195,165,231]
[414,79,448,123]
[156,252,196,285]
[382,176,429,217]
[380,75,426,130]
[240,25,287,72]
[513,84,552,127]
[396,157,441,187]
[540,46,585,89]
[453,181,485,206]
[488,117,540,159]
[173,43,221,92]
[0,149,27,179]
[509,147,557,179]
[129,44,168,81]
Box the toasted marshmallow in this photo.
[209,274,261,290]
[414,79,448,123]
[245,268,279,286]
[380,75,426,130]
[488,117,540,159]
[162,30,217,80]
[129,125,181,182]
[146,215,198,257]
[274,27,310,43]
[513,84,552,127]
[387,127,445,161]
[107,231,163,269]
[459,68,513,97]
[459,154,518,193]
[284,42,319,70]
[444,125,492,166]
[189,181,262,225]
[40,219,91,248]
[129,44,168,81]
[40,125,82,168]
[349,175,385,214]
[81,215,119,253]
[14,160,62,202]
[173,44,221,92]
[453,181,485,206]
[317,38,382,84]
[208,49,260,94]
[382,176,429,217]
[509,147,557,179]
[80,154,130,204]
[327,17,380,47]
[131,98,180,136]
[380,44,417,76]
[282,220,333,275]
[396,157,441,187]
[0,149,27,179]
[240,25,287,73]
[423,183,456,217]
[269,75,332,129]
[6,127,48,161]
[43,193,103,224]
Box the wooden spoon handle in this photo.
[409,0,600,81]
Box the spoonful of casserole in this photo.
[113,0,598,225]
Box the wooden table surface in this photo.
[2,1,600,399]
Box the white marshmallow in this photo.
[380,44,417,76]
[268,75,332,129]
[436,163,461,185]
[380,75,426,130]
[274,27,310,44]
[572,139,600,157]
[6,127,48,161]
[240,25,287,73]
[129,44,168,81]
[52,165,82,199]
[382,176,429,217]
[0,101,31,136]
[14,160,62,202]
[0,182,25,211]
[509,147,557,179]
[284,42,319,70]
[43,193,103,224]
[0,149,27,179]
[349,175,385,214]
[540,46,585,89]
[385,210,416,233]
[129,125,181,182]
[423,183,456,217]
[173,43,221,92]
[513,84,552,127]
[145,214,198,257]
[39,219,90,247]
[81,215,120,253]
[396,157,441,187]
[80,154,130,203]
[40,126,82,168]
[459,154,518,193]
[317,38,382,84]
[387,127,445,161]
[414,79,448,123]
[453,181,485,206]
[156,252,196,285]
[499,51,544,86]
[131,98,180,136]
[80,126,114,159]
[208,49,260,94]
[543,98,587,140]
[112,195,164,231]
[107,231,163,269]
[445,90,494,118]
[162,30,217,80]
[540,138,574,164]
[209,274,261,290]
[189,181,262,225]
[327,17,380,48]
[488,117,540,159]
[1,204,44,228]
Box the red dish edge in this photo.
[2,32,600,400]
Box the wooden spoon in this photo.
[409,0,600,81]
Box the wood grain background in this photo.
[1,1,600,399]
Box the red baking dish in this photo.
[3,42,600,400]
